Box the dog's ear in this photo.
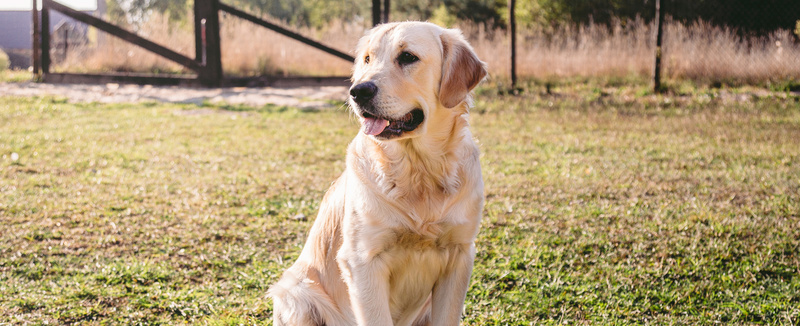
[439,29,487,109]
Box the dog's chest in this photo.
[382,230,455,318]
[387,190,477,247]
[378,171,481,249]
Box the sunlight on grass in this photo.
[0,69,33,83]
[1,82,799,324]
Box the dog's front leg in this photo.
[337,244,394,326]
[430,243,476,325]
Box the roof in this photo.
[1,0,97,11]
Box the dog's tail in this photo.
[268,268,349,326]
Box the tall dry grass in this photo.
[465,18,800,83]
[55,15,196,74]
[464,18,655,80]
[55,13,800,83]
[664,20,800,83]
[218,16,360,77]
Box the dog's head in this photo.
[349,22,487,141]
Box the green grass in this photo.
[1,80,799,325]
[0,69,34,83]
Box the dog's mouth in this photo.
[361,109,424,139]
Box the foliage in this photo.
[105,0,799,34]
[447,0,504,27]
[510,0,655,29]
[0,69,31,83]
[662,0,799,36]
[222,0,368,28]
[508,0,800,34]
[219,0,501,28]
[303,0,369,28]
[430,4,458,28]
[796,20,800,38]
[106,0,192,29]
[0,49,9,72]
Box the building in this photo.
[0,0,100,68]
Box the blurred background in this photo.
[1,0,799,85]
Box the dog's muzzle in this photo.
[350,81,378,106]
[349,82,424,139]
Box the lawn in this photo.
[1,80,799,325]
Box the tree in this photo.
[104,0,800,35]
[105,0,191,28]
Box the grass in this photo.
[52,12,800,84]
[0,69,34,83]
[1,80,799,325]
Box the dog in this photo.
[268,21,487,326]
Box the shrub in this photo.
[0,49,9,72]
[795,20,800,38]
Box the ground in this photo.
[0,81,349,109]
[1,79,799,325]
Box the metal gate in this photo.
[31,0,384,87]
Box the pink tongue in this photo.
[363,117,389,136]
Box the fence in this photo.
[661,0,800,85]
[33,0,800,89]
[32,0,360,87]
[499,0,800,89]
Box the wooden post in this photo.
[32,0,40,78]
[372,0,381,26]
[653,0,665,93]
[41,3,50,75]
[63,26,69,60]
[194,0,222,87]
[383,0,390,23]
[509,0,517,90]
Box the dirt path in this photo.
[0,82,350,109]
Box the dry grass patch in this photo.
[53,14,800,84]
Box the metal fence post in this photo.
[654,0,665,92]
[509,0,517,90]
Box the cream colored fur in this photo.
[268,21,487,326]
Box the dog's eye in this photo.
[398,52,419,65]
[364,55,370,64]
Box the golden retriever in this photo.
[268,21,487,326]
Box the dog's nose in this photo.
[349,82,378,105]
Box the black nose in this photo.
[349,82,378,105]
